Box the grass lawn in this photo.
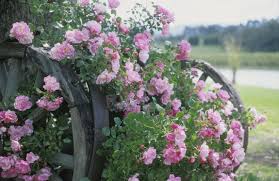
[191,46,279,69]
[236,86,279,180]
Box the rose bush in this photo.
[1,0,266,180]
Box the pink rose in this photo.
[88,37,104,55]
[108,0,120,9]
[134,32,151,51]
[167,174,181,181]
[142,147,156,165]
[43,75,61,93]
[85,20,102,35]
[96,69,116,84]
[176,40,191,61]
[128,173,139,181]
[3,110,18,124]
[119,22,129,34]
[35,167,52,181]
[138,50,149,63]
[199,142,210,162]
[171,99,181,111]
[65,29,89,44]
[15,160,31,174]
[217,90,230,102]
[105,32,120,47]
[1,167,17,178]
[26,152,40,164]
[14,95,32,111]
[9,21,34,44]
[49,42,75,61]
[0,156,14,171]
[11,140,22,152]
[78,0,91,7]
[94,3,106,14]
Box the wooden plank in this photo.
[87,83,110,180]
[70,107,88,180]
[50,152,74,170]
[3,58,22,102]
[0,42,26,59]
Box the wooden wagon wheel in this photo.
[182,60,249,156]
[0,42,110,181]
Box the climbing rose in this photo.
[35,167,52,181]
[11,140,21,152]
[138,50,149,63]
[134,32,151,51]
[167,174,181,181]
[105,32,120,47]
[26,152,39,164]
[217,90,230,102]
[15,160,31,174]
[176,40,191,61]
[94,3,106,14]
[171,99,181,111]
[0,156,14,171]
[14,96,32,111]
[78,0,91,7]
[65,29,89,44]
[108,0,120,9]
[36,97,63,112]
[49,42,75,61]
[96,69,116,84]
[142,147,156,165]
[88,37,104,55]
[9,21,34,44]
[84,20,102,35]
[119,22,129,34]
[199,142,210,162]
[2,110,18,124]
[43,75,61,93]
[128,173,139,181]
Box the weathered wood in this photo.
[87,83,110,180]
[70,107,88,180]
[0,42,26,58]
[50,174,63,181]
[3,58,22,102]
[50,152,74,170]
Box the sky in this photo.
[117,0,279,26]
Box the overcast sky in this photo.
[117,0,279,26]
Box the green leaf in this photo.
[102,127,111,137]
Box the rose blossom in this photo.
[142,147,156,165]
[26,152,40,164]
[171,99,181,111]
[119,22,129,34]
[94,3,106,14]
[176,40,191,61]
[84,20,102,35]
[9,21,34,44]
[199,142,210,162]
[0,156,14,171]
[49,42,75,61]
[167,174,181,181]
[96,69,116,84]
[11,140,21,152]
[78,0,91,7]
[15,160,31,174]
[65,29,89,44]
[138,50,149,63]
[3,110,18,124]
[43,75,61,93]
[36,97,63,112]
[35,167,52,181]
[108,0,120,9]
[134,32,151,51]
[14,95,32,111]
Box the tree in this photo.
[224,36,241,84]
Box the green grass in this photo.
[191,46,279,69]
[236,86,279,180]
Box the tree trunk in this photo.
[0,0,32,42]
